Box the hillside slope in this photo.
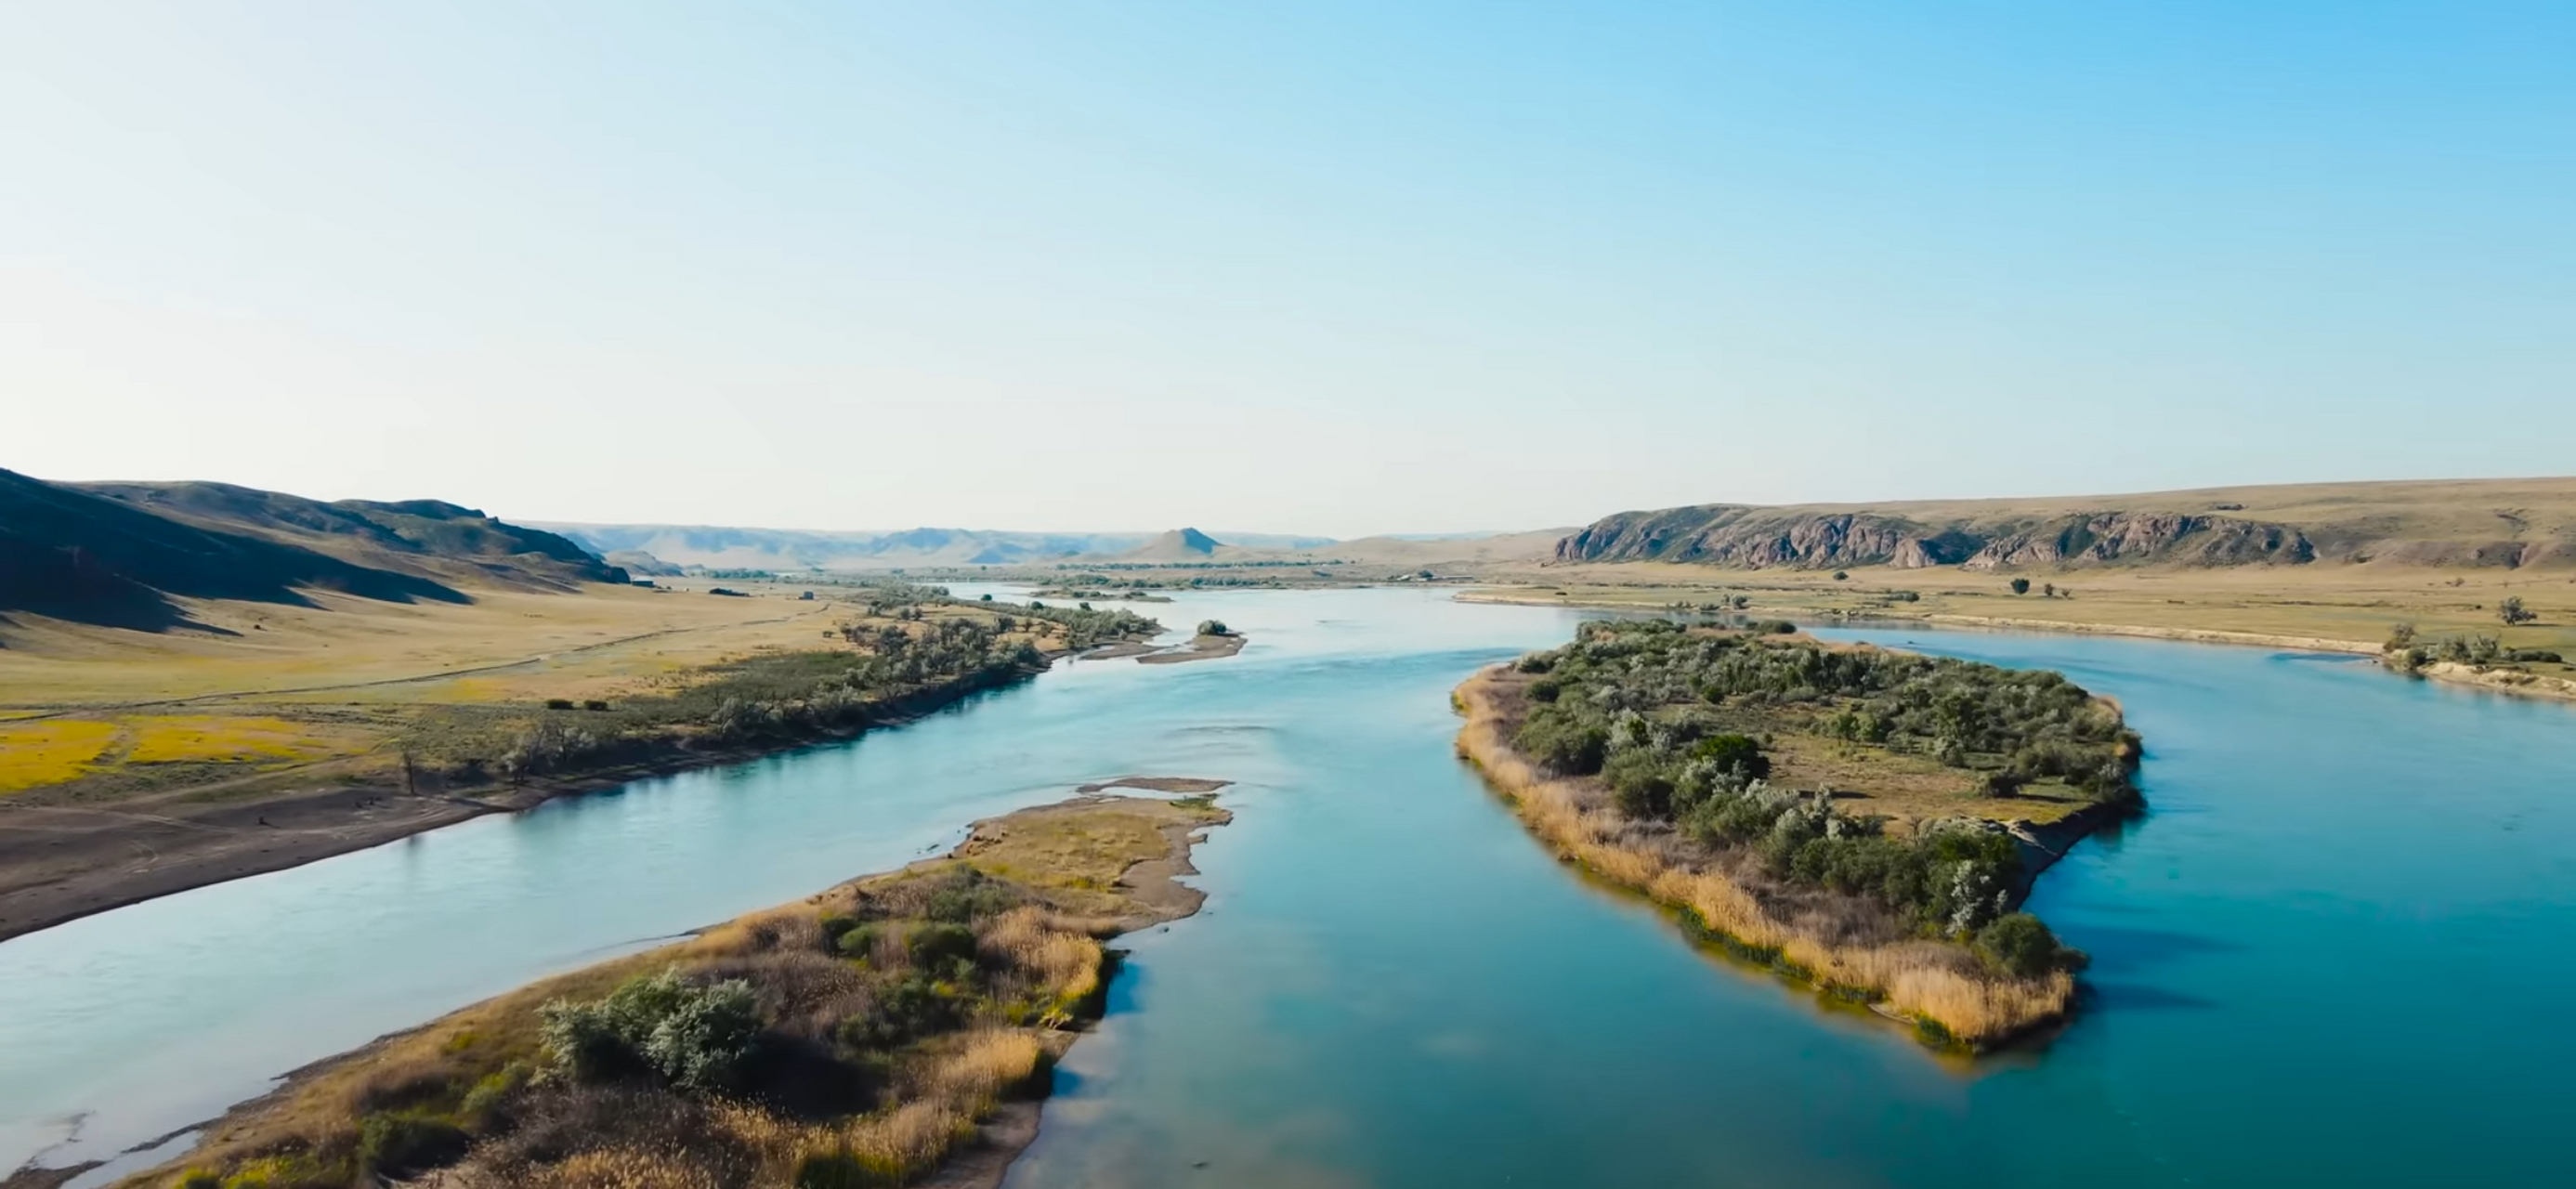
[1555,478,2576,572]
[1,470,624,633]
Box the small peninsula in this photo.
[102,792,1229,1189]
[1456,619,2140,1050]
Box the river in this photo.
[5,587,2572,1187]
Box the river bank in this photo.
[55,792,1228,1189]
[0,660,1049,945]
[1457,584,2576,704]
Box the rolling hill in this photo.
[0,469,626,633]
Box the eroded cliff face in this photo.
[1554,506,2315,570]
[1551,508,1982,569]
[1956,514,2313,570]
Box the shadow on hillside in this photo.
[3,469,471,634]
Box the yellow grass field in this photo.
[123,715,349,765]
[0,720,121,794]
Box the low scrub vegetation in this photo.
[144,797,1223,1189]
[1465,620,2139,1048]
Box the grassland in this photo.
[100,793,1229,1189]
[1462,559,2576,698]
[0,579,1157,941]
[1456,620,2137,1050]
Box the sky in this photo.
[6,2,2571,538]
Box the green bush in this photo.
[907,921,980,974]
[357,1112,469,1177]
[1690,734,1770,780]
[921,867,1018,923]
[538,967,761,1092]
[834,922,882,960]
[1514,705,1608,775]
[836,974,959,1050]
[1975,912,2081,978]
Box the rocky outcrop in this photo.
[1557,505,2313,571]
[1956,514,2312,571]
[1552,507,1981,569]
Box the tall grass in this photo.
[1455,669,2072,1048]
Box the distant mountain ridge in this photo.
[1,469,625,632]
[537,522,1337,570]
[1553,478,2576,572]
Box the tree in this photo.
[2500,596,2536,626]
[2041,582,2058,598]
[1196,619,1232,637]
[2009,578,2031,595]
[2386,621,2417,650]
[1832,570,1849,581]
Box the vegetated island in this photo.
[1455,619,2141,1052]
[1135,621,1246,666]
[90,792,1229,1189]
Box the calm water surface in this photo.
[5,588,2572,1187]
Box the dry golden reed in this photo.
[1454,669,2071,1046]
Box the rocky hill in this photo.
[1115,528,1224,562]
[1553,478,2576,572]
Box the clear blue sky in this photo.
[7,2,2570,536]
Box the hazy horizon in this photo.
[11,3,2574,537]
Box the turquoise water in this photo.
[6,589,2574,1186]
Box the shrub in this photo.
[921,868,1018,924]
[1514,706,1608,775]
[1976,912,2075,978]
[1196,620,1232,637]
[582,699,610,712]
[538,967,762,1093]
[834,923,882,960]
[2500,596,2536,626]
[1689,734,1770,781]
[796,1150,906,1188]
[906,922,980,974]
[1603,750,1680,819]
[1832,570,1849,581]
[836,975,958,1050]
[2009,578,2031,595]
[543,698,576,711]
[357,1112,470,1177]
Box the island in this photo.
[105,791,1231,1189]
[1455,619,2140,1051]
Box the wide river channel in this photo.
[6,586,2574,1187]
